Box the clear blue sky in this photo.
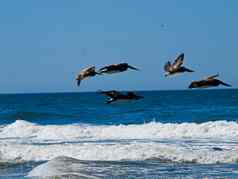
[0,0,237,93]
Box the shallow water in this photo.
[0,89,238,178]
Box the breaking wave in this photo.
[1,120,238,164]
[1,120,238,140]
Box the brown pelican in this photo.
[99,90,143,104]
[164,53,194,77]
[188,74,231,89]
[76,66,99,86]
[97,63,139,75]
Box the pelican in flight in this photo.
[164,53,194,77]
[76,66,99,86]
[97,63,139,75]
[188,74,231,89]
[99,90,143,104]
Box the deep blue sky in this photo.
[0,1,237,93]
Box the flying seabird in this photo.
[164,53,194,77]
[99,90,143,104]
[188,74,231,89]
[97,63,139,75]
[76,66,99,86]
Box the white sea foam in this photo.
[1,120,238,141]
[1,120,238,164]
[1,141,238,164]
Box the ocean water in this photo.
[0,89,238,178]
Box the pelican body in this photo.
[99,90,143,104]
[189,74,231,89]
[98,63,139,75]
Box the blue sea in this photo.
[1,89,238,178]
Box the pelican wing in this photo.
[97,66,108,73]
[205,74,219,80]
[100,90,121,98]
[172,53,184,69]
[99,64,117,70]
[164,61,172,72]
[81,66,96,75]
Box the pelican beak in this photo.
[188,83,194,89]
[76,79,81,86]
[128,65,139,71]
[137,95,144,99]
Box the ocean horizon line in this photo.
[0,88,236,95]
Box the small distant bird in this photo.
[160,24,165,28]
[164,53,194,77]
[188,74,231,89]
[76,66,99,86]
[99,90,143,104]
[97,63,139,75]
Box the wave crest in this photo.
[1,120,238,141]
[1,120,238,164]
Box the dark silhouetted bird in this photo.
[99,90,143,104]
[188,74,231,89]
[97,63,139,75]
[76,66,99,86]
